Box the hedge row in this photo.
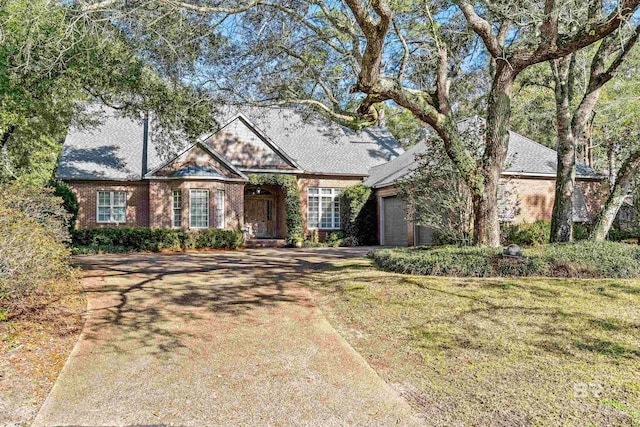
[72,228,244,253]
[372,241,640,278]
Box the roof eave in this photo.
[501,171,604,180]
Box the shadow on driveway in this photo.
[34,247,417,426]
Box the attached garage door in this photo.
[415,225,434,246]
[383,196,408,246]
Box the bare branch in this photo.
[456,1,502,58]
[393,18,409,82]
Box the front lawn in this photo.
[306,258,640,426]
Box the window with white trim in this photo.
[308,188,341,229]
[97,191,126,223]
[190,189,209,228]
[215,190,225,229]
[172,190,182,228]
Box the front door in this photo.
[244,196,275,238]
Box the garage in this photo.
[382,196,408,246]
[381,195,435,246]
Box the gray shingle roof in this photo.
[213,106,404,175]
[505,131,599,178]
[365,127,601,188]
[57,105,404,180]
[56,106,147,180]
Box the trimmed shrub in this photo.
[501,220,550,246]
[326,231,344,247]
[573,223,590,240]
[339,184,377,245]
[607,225,638,242]
[72,228,244,253]
[373,246,497,277]
[372,240,640,278]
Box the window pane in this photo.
[112,207,126,223]
[113,191,126,207]
[320,196,333,228]
[97,207,110,222]
[97,191,110,207]
[308,188,319,195]
[333,194,341,229]
[173,191,182,209]
[173,190,182,228]
[215,190,225,229]
[190,190,209,228]
[308,195,319,228]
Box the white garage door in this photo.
[383,196,408,246]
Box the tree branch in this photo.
[456,1,502,58]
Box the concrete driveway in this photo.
[34,248,417,426]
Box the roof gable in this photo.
[146,143,247,181]
[203,115,301,172]
[211,106,404,175]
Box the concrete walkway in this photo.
[34,248,417,426]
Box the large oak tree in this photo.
[84,0,640,246]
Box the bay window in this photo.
[190,189,209,228]
[215,190,225,229]
[172,190,182,228]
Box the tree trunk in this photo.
[550,56,576,242]
[474,64,515,247]
[0,125,16,179]
[590,148,640,240]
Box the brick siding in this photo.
[502,177,607,223]
[68,180,244,230]
[68,181,150,228]
[297,175,364,240]
[149,180,244,230]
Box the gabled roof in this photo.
[365,123,601,188]
[145,142,247,181]
[213,106,404,175]
[57,104,404,180]
[364,142,428,188]
[202,114,302,173]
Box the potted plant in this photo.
[293,237,304,248]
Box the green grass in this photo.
[372,240,640,278]
[305,258,640,426]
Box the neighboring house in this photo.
[365,127,605,246]
[56,106,403,241]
